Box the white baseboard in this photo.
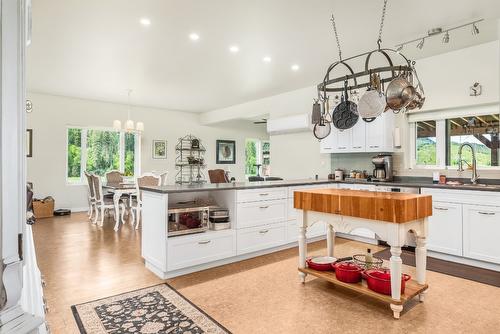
[428,251,500,272]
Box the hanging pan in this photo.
[358,72,386,123]
[332,80,359,130]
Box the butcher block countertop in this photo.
[294,188,432,224]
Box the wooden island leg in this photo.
[415,236,428,302]
[389,245,403,319]
[298,212,308,283]
[326,224,335,257]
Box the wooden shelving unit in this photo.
[299,267,428,306]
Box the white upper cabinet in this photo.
[416,41,499,111]
[321,112,394,153]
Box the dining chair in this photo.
[208,169,230,183]
[151,171,169,186]
[84,171,96,220]
[105,170,123,184]
[92,175,124,227]
[120,175,160,230]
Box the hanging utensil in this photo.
[358,72,386,122]
[313,121,331,140]
[332,80,359,130]
[385,72,416,111]
[311,99,321,124]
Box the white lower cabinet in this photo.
[167,230,236,271]
[236,199,286,228]
[463,204,500,264]
[427,201,463,256]
[237,223,286,255]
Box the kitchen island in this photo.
[294,188,432,318]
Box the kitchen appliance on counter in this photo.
[334,169,344,181]
[371,154,393,182]
[168,204,209,237]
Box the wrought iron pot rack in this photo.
[317,46,414,99]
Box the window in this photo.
[416,121,437,166]
[446,115,499,167]
[411,113,499,169]
[67,127,140,183]
[245,139,270,177]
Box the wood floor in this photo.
[34,212,500,334]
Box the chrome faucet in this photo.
[457,142,479,184]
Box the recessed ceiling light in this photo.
[262,56,272,63]
[189,33,200,41]
[291,64,300,71]
[139,18,151,26]
[229,45,240,53]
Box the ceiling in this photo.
[28,0,500,113]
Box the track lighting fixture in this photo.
[472,23,480,35]
[416,38,425,50]
[442,31,450,43]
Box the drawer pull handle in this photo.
[323,147,332,150]
[259,193,269,196]
[338,146,347,149]
[353,146,362,149]
[259,230,269,234]
[259,206,269,209]
[478,211,495,216]
[434,207,449,211]
[198,240,211,244]
[370,145,379,148]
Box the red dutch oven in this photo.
[306,256,337,271]
[363,268,411,295]
[332,261,363,283]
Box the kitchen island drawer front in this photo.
[237,223,286,255]
[427,201,463,256]
[236,188,287,203]
[463,204,500,264]
[167,231,236,271]
[236,199,286,228]
[286,220,325,242]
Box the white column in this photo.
[390,246,402,301]
[415,237,427,285]
[298,211,308,283]
[326,224,335,257]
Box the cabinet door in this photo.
[350,120,366,152]
[365,116,384,152]
[463,204,500,264]
[319,130,335,153]
[335,129,350,152]
[427,202,463,256]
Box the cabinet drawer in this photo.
[463,204,500,264]
[167,231,236,271]
[237,223,286,255]
[236,199,286,228]
[236,188,287,203]
[286,220,326,242]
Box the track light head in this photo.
[416,38,425,50]
[396,44,404,51]
[472,23,480,35]
[442,31,450,43]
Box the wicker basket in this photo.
[33,198,55,218]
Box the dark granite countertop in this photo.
[140,176,500,194]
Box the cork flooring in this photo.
[33,212,500,334]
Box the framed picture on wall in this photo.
[152,140,167,159]
[216,140,236,164]
[26,129,33,157]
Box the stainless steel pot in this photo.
[385,76,416,111]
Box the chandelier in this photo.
[113,89,144,133]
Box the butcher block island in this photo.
[294,188,432,319]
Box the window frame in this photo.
[66,126,141,185]
[409,114,500,171]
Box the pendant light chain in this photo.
[330,14,342,60]
[127,89,132,120]
[377,0,389,48]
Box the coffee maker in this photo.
[371,154,393,182]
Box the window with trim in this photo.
[412,113,499,169]
[67,127,140,183]
[245,139,270,177]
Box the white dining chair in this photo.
[105,170,124,184]
[120,175,160,229]
[92,175,125,227]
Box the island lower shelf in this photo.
[299,267,428,305]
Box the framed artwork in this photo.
[152,140,167,159]
[26,129,33,157]
[216,140,235,164]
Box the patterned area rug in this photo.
[71,283,230,334]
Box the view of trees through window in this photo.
[67,128,137,182]
[245,139,269,177]
[416,121,437,165]
[446,115,499,167]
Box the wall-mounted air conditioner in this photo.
[266,113,311,135]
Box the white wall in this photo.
[26,93,268,210]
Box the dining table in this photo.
[102,182,136,230]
